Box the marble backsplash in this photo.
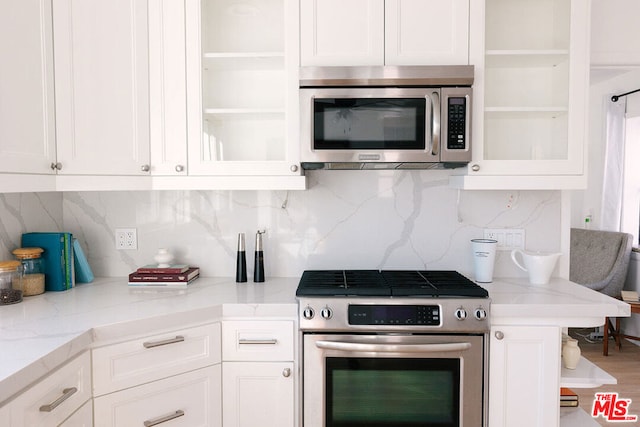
[0,170,561,280]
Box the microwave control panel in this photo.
[447,97,467,150]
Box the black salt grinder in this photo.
[253,230,265,282]
[235,233,247,282]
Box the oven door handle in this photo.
[315,340,472,353]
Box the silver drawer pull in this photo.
[144,410,185,427]
[143,335,185,349]
[238,338,278,345]
[39,387,77,412]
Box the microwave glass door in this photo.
[325,357,460,427]
[312,98,427,150]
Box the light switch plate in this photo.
[483,228,525,251]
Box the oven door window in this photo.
[313,98,426,150]
[326,357,460,427]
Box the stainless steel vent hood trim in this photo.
[301,162,468,171]
[299,65,474,87]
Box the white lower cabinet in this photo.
[9,351,92,427]
[221,320,296,427]
[93,365,221,427]
[489,325,562,427]
[59,399,93,427]
[223,362,294,427]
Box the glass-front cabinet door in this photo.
[453,0,589,189]
[185,0,302,177]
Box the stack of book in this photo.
[128,264,200,288]
[560,387,579,407]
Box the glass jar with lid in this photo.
[12,247,45,296]
[0,260,23,305]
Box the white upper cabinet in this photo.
[52,0,150,176]
[300,0,469,66]
[0,0,56,175]
[149,0,188,176]
[591,0,640,67]
[452,0,590,189]
[185,0,303,178]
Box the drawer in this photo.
[92,322,221,396]
[222,320,294,361]
[10,351,92,427]
[93,365,222,427]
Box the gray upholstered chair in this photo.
[570,227,633,355]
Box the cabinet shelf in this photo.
[560,356,616,389]
[485,107,568,119]
[203,52,285,70]
[204,108,285,116]
[486,50,569,68]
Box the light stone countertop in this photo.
[0,276,630,406]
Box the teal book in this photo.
[22,232,75,291]
[73,238,94,283]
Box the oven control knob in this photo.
[454,307,467,320]
[320,306,333,320]
[474,308,488,321]
[302,306,315,320]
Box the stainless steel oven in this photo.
[297,270,490,427]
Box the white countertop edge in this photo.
[0,275,630,407]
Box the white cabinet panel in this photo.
[0,0,56,175]
[591,0,640,66]
[10,352,91,427]
[385,0,469,65]
[52,0,150,175]
[59,399,93,427]
[94,365,222,427]
[300,0,384,66]
[92,323,221,396]
[489,325,561,427]
[223,362,294,427]
[149,0,188,176]
[300,0,469,66]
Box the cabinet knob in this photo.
[495,331,504,340]
[50,162,62,171]
[175,164,185,172]
[282,368,291,378]
[290,164,299,173]
[471,164,480,172]
[141,164,150,172]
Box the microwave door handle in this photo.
[431,91,441,156]
[315,340,471,353]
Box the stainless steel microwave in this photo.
[299,66,473,170]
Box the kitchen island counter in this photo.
[0,276,629,407]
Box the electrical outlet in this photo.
[483,228,525,251]
[115,228,137,250]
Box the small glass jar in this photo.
[13,247,45,296]
[0,260,23,305]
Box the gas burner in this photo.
[296,269,488,298]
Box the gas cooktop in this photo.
[296,270,488,298]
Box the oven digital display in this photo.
[326,357,460,427]
[348,304,440,326]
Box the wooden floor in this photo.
[569,328,640,426]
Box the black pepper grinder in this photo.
[253,230,265,282]
[235,233,247,283]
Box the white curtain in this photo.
[600,96,627,232]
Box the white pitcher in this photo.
[510,249,561,285]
